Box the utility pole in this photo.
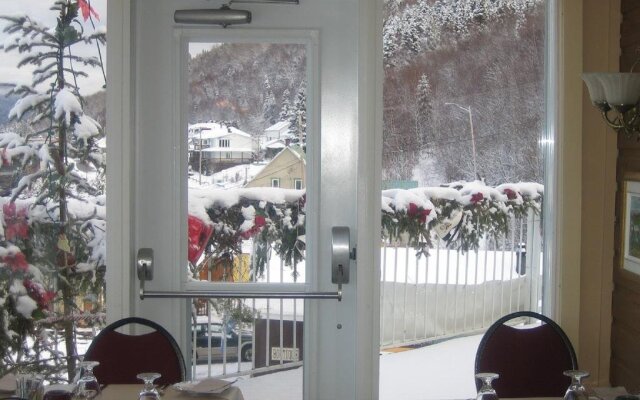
[199,129,203,185]
[444,102,478,179]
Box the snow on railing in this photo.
[188,180,542,277]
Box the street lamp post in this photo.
[445,102,478,179]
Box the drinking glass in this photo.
[15,373,44,400]
[137,372,161,400]
[475,372,499,400]
[74,361,100,400]
[43,389,74,400]
[563,370,590,400]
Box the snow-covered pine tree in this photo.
[416,74,433,147]
[289,81,306,149]
[0,0,106,381]
[278,88,292,123]
[262,76,277,126]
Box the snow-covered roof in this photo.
[188,122,251,139]
[201,147,253,153]
[287,145,305,161]
[265,121,290,132]
[266,141,286,149]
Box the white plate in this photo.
[173,379,236,396]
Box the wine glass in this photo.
[475,372,499,400]
[74,361,100,400]
[563,370,590,400]
[137,372,161,400]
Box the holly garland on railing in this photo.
[189,188,306,280]
[381,181,543,256]
[190,181,542,280]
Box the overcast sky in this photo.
[0,0,107,95]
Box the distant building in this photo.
[261,121,295,159]
[188,122,256,174]
[245,145,305,189]
[381,180,419,190]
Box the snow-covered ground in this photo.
[188,162,267,189]
[196,334,481,400]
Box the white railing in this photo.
[190,210,543,378]
[380,210,543,348]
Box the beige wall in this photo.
[579,0,619,386]
[246,149,305,189]
[556,0,619,386]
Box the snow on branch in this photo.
[8,93,49,120]
[54,89,82,127]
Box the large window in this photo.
[380,0,548,398]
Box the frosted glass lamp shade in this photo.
[581,73,606,105]
[597,73,640,108]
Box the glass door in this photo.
[107,0,381,399]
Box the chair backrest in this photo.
[84,317,186,385]
[475,311,578,398]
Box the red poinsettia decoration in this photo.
[503,188,517,200]
[240,214,267,239]
[2,251,28,273]
[0,149,10,166]
[23,279,56,311]
[188,215,214,265]
[470,192,484,204]
[3,202,28,241]
[407,202,431,224]
[77,0,100,22]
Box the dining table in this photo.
[100,384,244,400]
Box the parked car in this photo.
[193,322,253,363]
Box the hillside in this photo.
[0,94,17,126]
[188,42,306,136]
[382,0,545,185]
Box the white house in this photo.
[188,122,256,174]
[264,121,291,141]
[261,121,296,158]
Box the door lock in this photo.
[331,226,352,285]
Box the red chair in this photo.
[475,311,578,398]
[84,317,185,386]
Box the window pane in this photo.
[381,1,546,398]
[186,41,307,391]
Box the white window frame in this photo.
[219,139,230,148]
[271,178,280,188]
[294,178,303,190]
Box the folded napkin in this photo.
[190,378,234,393]
[0,373,16,392]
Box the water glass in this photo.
[43,389,74,400]
[563,370,590,400]
[137,372,161,400]
[475,372,499,400]
[74,361,101,400]
[15,373,44,400]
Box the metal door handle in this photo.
[136,227,353,301]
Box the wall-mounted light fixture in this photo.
[582,57,640,138]
[174,0,299,27]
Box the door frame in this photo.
[106,0,382,399]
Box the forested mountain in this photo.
[188,43,307,136]
[383,0,545,185]
[0,93,16,126]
